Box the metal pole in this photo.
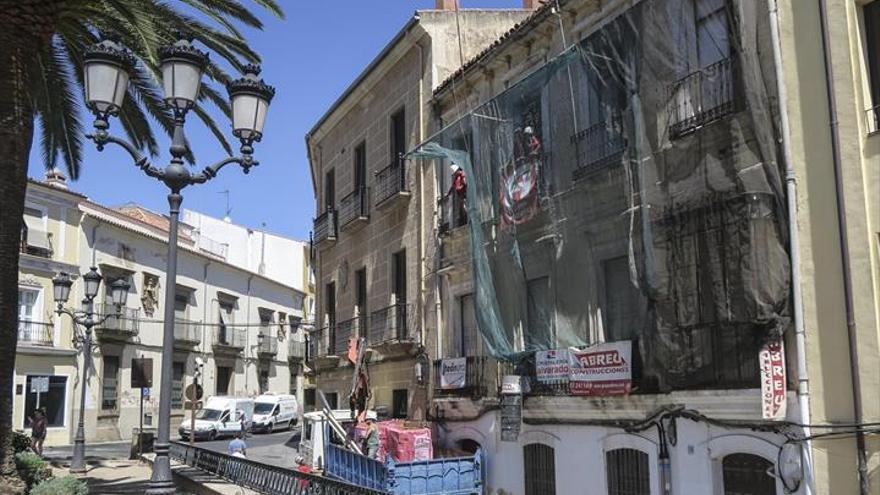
[139,387,144,458]
[147,192,183,494]
[70,326,92,473]
[189,374,197,449]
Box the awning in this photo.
[23,215,51,251]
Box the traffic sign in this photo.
[30,377,49,394]
[185,383,204,401]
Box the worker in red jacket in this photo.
[448,164,468,227]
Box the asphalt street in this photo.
[42,427,301,469]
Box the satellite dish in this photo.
[777,442,804,490]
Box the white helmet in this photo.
[450,164,461,172]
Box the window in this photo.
[454,294,480,357]
[390,108,406,160]
[259,308,274,339]
[324,169,335,210]
[259,367,269,394]
[526,277,553,349]
[392,251,407,338]
[218,298,235,344]
[171,362,185,409]
[356,268,367,315]
[326,282,336,346]
[864,2,880,130]
[18,288,39,322]
[606,448,650,495]
[324,391,338,409]
[602,256,645,342]
[722,453,775,495]
[354,141,367,190]
[392,389,408,419]
[21,207,51,256]
[101,356,120,411]
[23,376,67,428]
[174,290,189,320]
[523,443,556,495]
[216,366,232,395]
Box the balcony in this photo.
[19,228,53,259]
[867,104,880,134]
[174,318,201,348]
[338,187,370,231]
[368,303,415,353]
[433,355,499,400]
[668,57,738,138]
[439,193,468,235]
[257,333,278,358]
[94,304,140,340]
[17,320,54,346]
[308,326,341,370]
[374,158,410,209]
[212,325,246,355]
[571,113,627,181]
[313,209,337,247]
[288,340,306,362]
[334,316,366,356]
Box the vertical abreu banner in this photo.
[760,340,787,420]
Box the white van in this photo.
[253,394,298,433]
[178,396,254,441]
[299,409,377,471]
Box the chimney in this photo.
[522,0,542,8]
[45,168,68,190]
[435,0,459,10]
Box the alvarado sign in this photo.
[536,349,570,383]
[568,341,632,396]
[440,357,467,389]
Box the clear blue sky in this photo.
[28,1,523,241]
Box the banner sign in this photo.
[760,340,787,421]
[568,341,632,396]
[536,349,570,383]
[440,358,467,390]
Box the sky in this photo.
[27,1,524,241]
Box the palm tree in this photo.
[0,0,283,486]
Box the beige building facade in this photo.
[15,174,307,445]
[305,3,535,419]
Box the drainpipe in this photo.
[202,262,211,358]
[246,274,254,394]
[816,0,869,493]
[418,38,427,350]
[768,1,814,492]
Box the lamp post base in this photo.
[69,439,87,473]
[146,446,176,495]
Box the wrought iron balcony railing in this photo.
[368,303,414,345]
[213,325,247,351]
[257,333,278,357]
[571,113,627,180]
[95,304,140,336]
[310,326,331,358]
[668,57,737,138]
[174,318,201,345]
[433,355,497,399]
[439,193,468,235]
[374,158,409,207]
[313,208,337,245]
[334,317,359,356]
[17,320,54,346]
[338,187,369,229]
[288,340,306,361]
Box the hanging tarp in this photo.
[412,0,790,392]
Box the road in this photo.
[43,428,301,468]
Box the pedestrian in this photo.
[363,418,379,460]
[29,408,48,456]
[236,409,248,438]
[295,455,311,490]
[227,432,247,458]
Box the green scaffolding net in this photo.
[411,0,790,392]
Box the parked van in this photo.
[178,396,254,441]
[300,409,377,471]
[253,393,298,433]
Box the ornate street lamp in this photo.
[52,268,130,473]
[82,34,274,494]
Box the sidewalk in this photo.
[50,460,153,494]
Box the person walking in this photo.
[227,432,247,458]
[29,408,48,456]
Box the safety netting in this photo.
[412,0,790,392]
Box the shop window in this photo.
[523,443,556,495]
[101,356,120,411]
[606,448,650,495]
[722,453,775,495]
[23,376,67,428]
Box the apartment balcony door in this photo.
[392,250,406,339]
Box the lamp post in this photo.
[81,35,274,494]
[52,268,130,473]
